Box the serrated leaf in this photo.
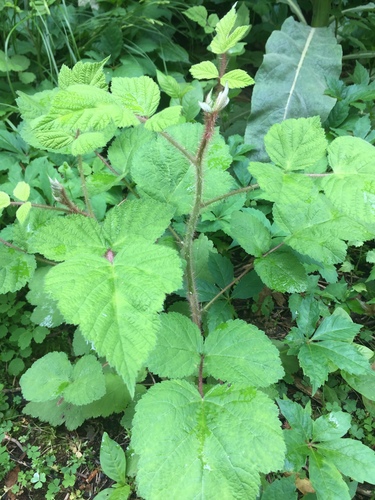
[13,181,30,201]
[83,372,131,418]
[29,215,106,261]
[45,243,183,394]
[58,58,109,90]
[299,341,369,395]
[16,202,31,224]
[309,451,350,500]
[23,399,87,430]
[210,6,249,55]
[184,6,208,27]
[20,352,72,402]
[147,312,203,378]
[221,69,254,89]
[207,253,233,288]
[313,309,361,341]
[103,198,175,244]
[156,71,184,98]
[38,84,123,132]
[254,248,308,293]
[204,319,284,387]
[100,432,127,484]
[145,106,182,132]
[322,136,375,233]
[316,438,375,484]
[230,209,272,257]
[107,127,154,176]
[132,380,285,500]
[131,123,232,216]
[189,61,219,80]
[264,116,327,171]
[29,198,174,262]
[277,399,312,439]
[0,246,36,293]
[111,76,160,117]
[0,191,10,208]
[63,355,106,405]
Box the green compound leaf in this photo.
[16,88,57,121]
[254,247,308,293]
[45,243,183,394]
[190,61,219,80]
[38,84,123,132]
[29,215,106,261]
[63,355,106,405]
[20,352,106,405]
[145,106,182,132]
[102,198,175,245]
[147,313,203,378]
[29,198,174,261]
[298,337,369,395]
[0,246,36,294]
[111,76,160,117]
[209,6,249,55]
[132,380,285,500]
[100,432,126,484]
[156,71,185,99]
[204,319,284,387]
[184,6,208,27]
[108,127,154,176]
[322,136,375,233]
[273,183,360,265]
[309,452,351,500]
[20,352,72,402]
[23,399,88,431]
[277,399,313,440]
[229,209,272,257]
[264,116,327,171]
[58,58,109,90]
[316,438,375,484]
[221,69,254,89]
[131,123,233,216]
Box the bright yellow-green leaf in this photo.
[16,201,31,224]
[190,61,219,80]
[221,69,254,89]
[13,181,30,201]
[0,191,10,208]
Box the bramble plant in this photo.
[1,3,375,499]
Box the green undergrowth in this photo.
[1,2,375,500]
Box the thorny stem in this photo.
[201,184,259,208]
[77,154,95,218]
[10,201,74,214]
[183,111,218,331]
